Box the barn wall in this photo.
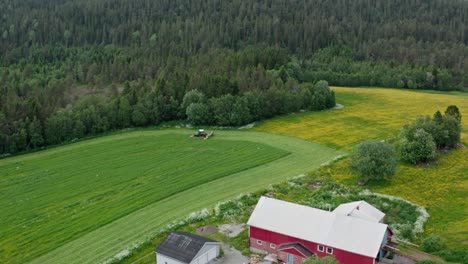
[278,248,309,263]
[249,226,374,264]
[277,250,305,263]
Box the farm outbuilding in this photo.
[155,232,221,264]
[333,200,386,223]
[247,197,393,264]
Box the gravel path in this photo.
[209,244,249,264]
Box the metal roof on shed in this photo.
[155,232,219,263]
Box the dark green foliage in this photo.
[186,103,210,126]
[403,109,462,150]
[445,105,462,124]
[231,97,252,126]
[310,81,335,111]
[181,90,206,115]
[131,103,148,127]
[433,249,468,263]
[27,117,44,148]
[398,128,436,164]
[210,94,236,126]
[422,235,446,253]
[0,0,467,154]
[350,140,397,181]
[117,97,132,128]
[433,111,443,124]
[397,106,462,164]
[441,115,462,147]
[45,111,75,145]
[406,116,447,149]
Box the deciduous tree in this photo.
[350,140,397,182]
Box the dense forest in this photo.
[1,0,467,154]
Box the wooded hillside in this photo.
[1,0,467,154]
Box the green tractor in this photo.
[191,129,214,139]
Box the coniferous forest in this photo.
[1,0,467,154]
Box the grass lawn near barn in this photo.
[118,173,437,264]
[0,130,343,264]
[255,87,468,250]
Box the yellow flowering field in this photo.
[328,149,467,248]
[255,87,468,150]
[255,87,468,248]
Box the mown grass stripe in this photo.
[0,130,343,264]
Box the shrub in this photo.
[434,249,468,263]
[398,224,415,240]
[398,128,436,164]
[350,140,397,182]
[407,116,447,148]
[399,111,461,150]
[422,235,445,253]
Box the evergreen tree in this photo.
[445,105,462,124]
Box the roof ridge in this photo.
[248,196,389,258]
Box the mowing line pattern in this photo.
[0,130,344,264]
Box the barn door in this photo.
[287,253,294,264]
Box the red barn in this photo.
[247,197,393,264]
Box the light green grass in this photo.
[255,87,468,250]
[0,130,344,264]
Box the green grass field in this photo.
[2,87,466,264]
[0,130,343,264]
[255,87,468,249]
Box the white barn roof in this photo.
[247,197,388,258]
[333,201,385,223]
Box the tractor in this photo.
[191,129,214,139]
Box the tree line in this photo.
[0,47,335,154]
[1,0,467,154]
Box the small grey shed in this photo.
[155,232,221,264]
